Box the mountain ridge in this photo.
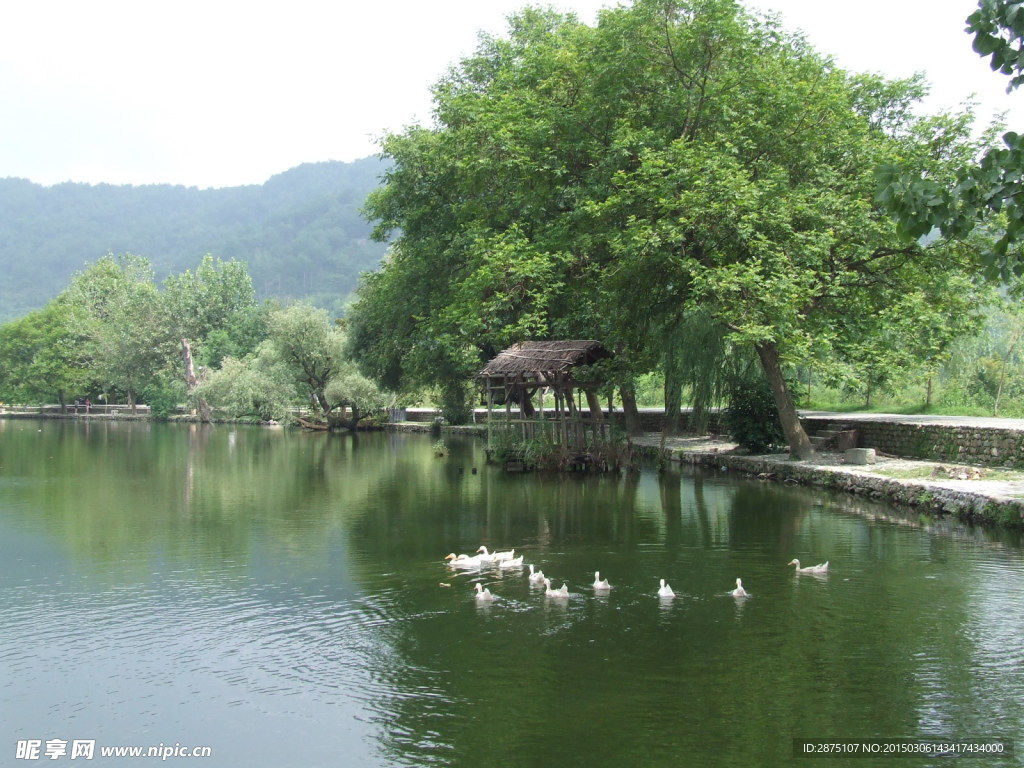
[0,156,390,321]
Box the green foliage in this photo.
[969,0,1024,91]
[256,302,395,426]
[142,374,186,421]
[724,377,786,454]
[194,354,293,422]
[0,299,90,405]
[263,303,349,415]
[63,253,169,408]
[352,0,983,457]
[324,370,393,421]
[876,1,1024,274]
[438,380,473,425]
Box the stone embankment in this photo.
[396,409,1024,529]
[799,411,1024,468]
[631,432,1024,530]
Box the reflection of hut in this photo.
[478,341,617,470]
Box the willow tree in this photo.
[353,0,985,457]
[261,303,392,428]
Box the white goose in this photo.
[444,553,484,568]
[476,546,516,563]
[543,578,569,599]
[658,579,675,598]
[731,578,749,598]
[528,564,547,585]
[592,571,611,591]
[788,558,829,574]
[499,555,524,569]
[474,583,495,602]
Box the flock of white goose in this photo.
[443,546,829,603]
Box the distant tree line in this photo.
[0,254,393,427]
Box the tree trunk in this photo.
[619,383,644,437]
[663,341,683,435]
[181,338,212,423]
[925,376,933,410]
[995,337,1018,417]
[584,389,604,420]
[315,391,332,415]
[58,389,67,414]
[663,374,682,436]
[755,341,814,460]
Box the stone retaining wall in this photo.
[801,417,1024,469]
[632,444,1024,529]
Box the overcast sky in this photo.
[1,0,1019,189]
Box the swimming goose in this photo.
[592,571,611,591]
[788,559,829,574]
[476,546,515,562]
[444,553,484,568]
[731,578,748,598]
[499,555,524,569]
[528,565,547,585]
[474,583,495,602]
[543,578,569,598]
[658,579,675,598]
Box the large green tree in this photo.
[161,254,265,368]
[352,0,985,457]
[263,303,391,428]
[64,254,169,411]
[0,299,90,408]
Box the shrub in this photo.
[439,380,472,425]
[725,378,785,454]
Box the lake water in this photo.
[1,420,1022,767]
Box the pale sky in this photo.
[0,0,1018,189]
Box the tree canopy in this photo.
[349,0,986,456]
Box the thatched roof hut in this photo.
[478,340,609,381]
[478,340,611,417]
[479,341,616,465]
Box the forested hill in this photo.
[0,157,389,321]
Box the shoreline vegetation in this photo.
[5,406,1024,530]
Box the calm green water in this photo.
[1,420,1022,767]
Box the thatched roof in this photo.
[478,340,610,379]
